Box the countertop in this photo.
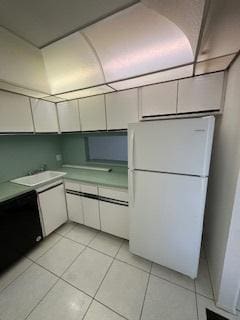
[0,182,33,203]
[59,165,128,189]
[0,164,128,203]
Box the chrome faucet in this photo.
[27,164,47,175]
[39,164,47,172]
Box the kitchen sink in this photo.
[11,171,66,187]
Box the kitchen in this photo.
[0,1,240,320]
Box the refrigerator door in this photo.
[129,170,208,278]
[128,116,215,176]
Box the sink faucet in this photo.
[39,164,47,172]
[27,164,47,176]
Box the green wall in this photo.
[0,135,62,183]
[0,132,127,183]
[60,133,87,165]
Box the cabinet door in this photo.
[178,72,224,113]
[106,89,138,129]
[82,197,100,230]
[0,91,33,132]
[31,98,59,132]
[99,202,129,239]
[57,100,80,132]
[38,184,68,236]
[66,193,84,224]
[140,81,177,117]
[78,95,106,131]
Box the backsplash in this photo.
[0,132,128,183]
[60,133,87,165]
[0,135,62,183]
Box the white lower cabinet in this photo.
[66,193,84,224]
[99,201,129,239]
[82,197,100,230]
[38,183,68,236]
[65,180,128,238]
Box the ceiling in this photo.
[0,0,239,101]
[0,0,138,48]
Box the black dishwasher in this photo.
[0,190,43,273]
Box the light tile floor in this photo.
[0,222,238,320]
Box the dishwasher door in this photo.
[0,190,43,273]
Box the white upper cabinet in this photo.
[31,98,59,132]
[178,72,224,113]
[140,81,177,117]
[78,95,106,131]
[106,89,139,130]
[0,91,33,132]
[57,100,80,132]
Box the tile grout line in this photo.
[82,237,125,320]
[2,224,209,320]
[194,279,200,320]
[27,232,64,263]
[0,233,65,300]
[139,262,152,320]
[59,229,101,278]
[0,260,34,294]
[93,299,130,320]
[150,271,196,294]
[204,249,216,302]
[24,276,60,320]
[36,227,199,300]
[62,231,154,274]
[21,226,102,320]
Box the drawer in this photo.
[64,180,81,192]
[81,183,98,195]
[98,186,128,202]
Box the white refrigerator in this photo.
[128,116,215,278]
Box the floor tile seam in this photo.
[55,223,75,236]
[194,281,200,320]
[196,292,216,302]
[114,257,150,274]
[204,254,216,302]
[62,229,100,248]
[0,260,34,295]
[92,298,130,320]
[196,290,214,300]
[23,276,60,320]
[32,243,89,280]
[149,273,197,295]
[139,263,152,320]
[60,244,89,277]
[27,234,63,262]
[61,231,124,259]
[82,237,125,318]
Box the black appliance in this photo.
[0,190,43,273]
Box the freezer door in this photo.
[129,170,208,278]
[128,117,215,176]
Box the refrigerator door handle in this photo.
[129,129,135,170]
[129,170,135,206]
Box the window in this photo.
[87,134,127,162]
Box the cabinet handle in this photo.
[129,129,135,170]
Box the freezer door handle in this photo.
[129,170,135,206]
[129,129,135,170]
